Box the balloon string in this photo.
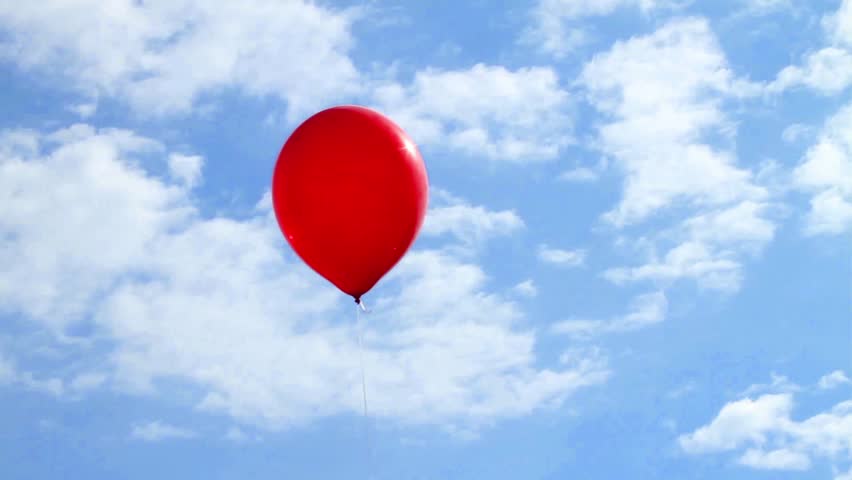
[355,300,374,478]
[356,300,368,418]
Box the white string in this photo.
[355,300,368,418]
[355,299,374,479]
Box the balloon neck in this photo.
[355,296,368,312]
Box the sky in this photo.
[0,0,850,478]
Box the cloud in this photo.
[0,353,66,397]
[131,421,196,442]
[373,64,572,162]
[782,124,816,144]
[603,200,776,292]
[0,0,360,118]
[579,18,777,293]
[537,245,586,267]
[0,124,607,432]
[0,124,192,328]
[422,189,524,251]
[739,373,801,397]
[679,393,795,453]
[768,0,852,94]
[224,426,256,443]
[579,17,765,227]
[819,370,851,390]
[680,376,852,474]
[167,153,204,188]
[552,291,667,338]
[738,448,811,470]
[770,48,852,94]
[512,280,538,298]
[521,0,677,57]
[69,372,107,392]
[793,102,852,235]
[558,167,599,183]
[740,0,792,14]
[67,102,97,119]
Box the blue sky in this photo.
[0,0,850,478]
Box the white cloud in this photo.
[0,353,68,396]
[580,18,766,227]
[680,382,852,474]
[522,0,676,57]
[373,64,571,162]
[0,124,607,432]
[552,291,667,338]
[0,0,359,118]
[423,190,524,250]
[67,102,97,119]
[738,448,811,470]
[838,467,852,480]
[558,167,598,183]
[683,200,776,252]
[819,370,851,390]
[69,372,107,392]
[739,373,801,397]
[512,280,538,298]
[605,241,742,291]
[168,153,203,188]
[679,394,794,454]
[537,245,586,267]
[577,19,771,294]
[604,199,776,292]
[740,0,792,14]
[768,0,852,94]
[0,124,192,328]
[827,0,852,47]
[794,102,852,235]
[132,421,196,441]
[770,47,852,94]
[782,123,816,144]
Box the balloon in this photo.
[271,105,429,302]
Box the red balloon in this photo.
[271,105,429,302]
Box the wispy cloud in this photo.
[680,372,852,475]
[132,421,196,442]
[537,245,586,267]
[552,291,667,338]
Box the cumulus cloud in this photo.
[768,0,852,94]
[680,374,852,475]
[579,19,775,293]
[522,0,677,57]
[373,64,572,162]
[0,0,360,118]
[167,153,204,188]
[422,189,524,252]
[512,280,538,298]
[580,18,765,226]
[793,103,852,235]
[819,370,851,390]
[0,124,608,432]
